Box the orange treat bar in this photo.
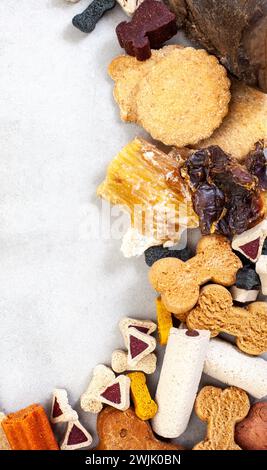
[2,404,59,450]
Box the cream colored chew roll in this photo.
[204,339,267,399]
[152,328,210,438]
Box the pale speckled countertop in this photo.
[0,0,265,450]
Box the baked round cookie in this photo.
[136,47,230,147]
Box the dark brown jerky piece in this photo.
[116,0,178,61]
[193,183,224,234]
[244,141,267,190]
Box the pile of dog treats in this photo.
[1,0,267,451]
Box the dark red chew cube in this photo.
[116,0,178,61]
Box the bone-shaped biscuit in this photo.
[186,284,267,355]
[111,349,157,374]
[127,372,157,421]
[149,235,242,320]
[194,386,250,450]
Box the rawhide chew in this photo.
[166,0,267,93]
[152,328,210,438]
[204,339,267,399]
[256,255,267,294]
[127,327,156,365]
[186,284,267,355]
[2,404,59,450]
[61,420,93,450]
[145,244,192,267]
[149,234,242,319]
[96,407,184,450]
[0,413,10,450]
[127,372,157,420]
[111,349,157,374]
[119,316,156,348]
[97,137,198,253]
[80,364,130,413]
[232,219,267,263]
[230,266,260,303]
[50,389,78,424]
[194,386,250,450]
[72,0,116,33]
[116,0,178,61]
[156,297,173,346]
[235,402,267,450]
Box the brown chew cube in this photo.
[235,402,267,450]
[96,406,184,450]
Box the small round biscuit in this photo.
[197,79,267,160]
[136,47,231,147]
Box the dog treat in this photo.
[231,286,259,303]
[186,284,267,355]
[183,145,264,237]
[127,327,156,366]
[116,0,178,61]
[149,235,242,320]
[2,404,59,450]
[194,386,250,450]
[256,255,267,295]
[61,420,93,450]
[127,372,157,421]
[112,349,157,374]
[144,244,192,267]
[231,266,260,303]
[50,389,78,424]
[97,138,198,253]
[245,140,267,191]
[235,402,267,450]
[0,413,10,450]
[156,297,173,346]
[81,365,130,413]
[152,328,210,438]
[232,220,267,263]
[96,407,183,450]
[204,339,267,399]
[72,0,116,33]
[116,0,146,16]
[119,316,156,348]
[197,80,267,160]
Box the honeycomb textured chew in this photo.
[97,138,198,245]
[2,404,59,450]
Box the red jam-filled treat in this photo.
[61,420,93,450]
[116,0,178,61]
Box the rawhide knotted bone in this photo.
[72,0,116,33]
[111,349,157,374]
[116,0,178,61]
[186,284,267,356]
[50,389,78,424]
[61,419,93,450]
[80,364,130,413]
[149,235,242,320]
[127,372,157,420]
[194,386,250,450]
[235,402,267,450]
[96,407,184,450]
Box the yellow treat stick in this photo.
[127,372,158,421]
[156,297,173,346]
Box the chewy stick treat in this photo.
[235,402,267,450]
[156,297,173,346]
[97,407,184,450]
[127,372,157,421]
[61,420,93,450]
[111,349,157,374]
[0,413,10,450]
[149,235,242,319]
[186,284,267,355]
[204,339,267,399]
[2,404,59,450]
[50,389,78,424]
[152,328,210,438]
[194,386,250,450]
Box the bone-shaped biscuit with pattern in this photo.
[186,284,267,356]
[194,386,250,450]
[149,235,242,320]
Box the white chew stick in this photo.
[204,339,267,399]
[152,328,210,438]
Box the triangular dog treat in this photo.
[50,389,78,424]
[127,327,156,365]
[61,420,92,450]
[99,375,130,411]
[232,220,267,262]
[119,317,157,348]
